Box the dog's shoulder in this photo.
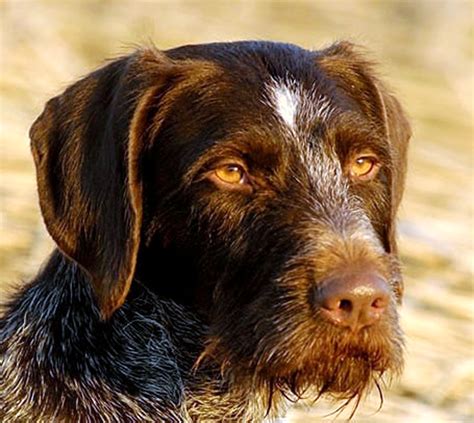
[0,250,198,422]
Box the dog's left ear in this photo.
[316,41,411,254]
[30,49,175,318]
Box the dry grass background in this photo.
[0,1,472,421]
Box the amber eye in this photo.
[350,156,378,179]
[215,164,246,184]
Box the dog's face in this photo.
[30,41,410,403]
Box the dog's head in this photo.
[30,41,410,403]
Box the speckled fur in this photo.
[1,40,410,422]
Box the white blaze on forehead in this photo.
[315,94,333,122]
[273,83,300,129]
[266,79,335,133]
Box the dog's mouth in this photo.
[249,328,403,420]
[197,255,404,414]
[252,319,405,414]
[200,317,404,401]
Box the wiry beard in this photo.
[264,334,403,418]
[196,302,404,420]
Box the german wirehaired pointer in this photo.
[1,41,410,421]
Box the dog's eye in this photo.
[207,163,253,193]
[350,156,379,180]
[215,164,246,184]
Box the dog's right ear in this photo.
[30,49,175,318]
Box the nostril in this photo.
[371,296,388,309]
[339,299,352,312]
[315,272,391,331]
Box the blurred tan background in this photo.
[0,1,472,421]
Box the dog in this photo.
[0,40,410,422]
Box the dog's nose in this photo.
[317,272,389,332]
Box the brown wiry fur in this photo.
[1,40,410,422]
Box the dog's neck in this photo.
[134,246,292,419]
[184,377,290,422]
[135,242,219,318]
[15,249,287,420]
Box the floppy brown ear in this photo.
[316,41,411,254]
[30,49,174,318]
[373,84,411,254]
